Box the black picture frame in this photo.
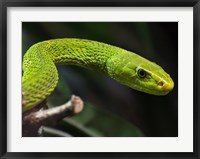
[0,0,199,158]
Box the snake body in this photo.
[22,38,174,112]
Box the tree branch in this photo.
[22,95,84,137]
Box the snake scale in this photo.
[22,38,174,112]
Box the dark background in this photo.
[22,22,178,137]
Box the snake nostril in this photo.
[158,81,164,87]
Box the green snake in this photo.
[22,38,174,112]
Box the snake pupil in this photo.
[137,69,146,78]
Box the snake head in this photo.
[106,50,174,95]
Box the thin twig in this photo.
[38,126,73,137]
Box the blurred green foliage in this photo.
[55,103,144,137]
[22,22,178,137]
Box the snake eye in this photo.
[137,69,146,78]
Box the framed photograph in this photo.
[1,0,199,158]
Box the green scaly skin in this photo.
[22,38,174,112]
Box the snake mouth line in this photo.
[139,86,171,96]
[119,75,174,96]
[128,79,174,96]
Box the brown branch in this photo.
[22,95,84,137]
